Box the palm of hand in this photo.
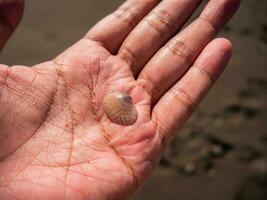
[0,0,240,199]
[0,40,160,199]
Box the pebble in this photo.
[182,163,196,176]
[210,144,225,157]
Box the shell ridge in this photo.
[103,92,138,125]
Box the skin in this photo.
[0,0,240,199]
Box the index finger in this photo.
[86,0,160,54]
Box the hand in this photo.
[0,0,240,199]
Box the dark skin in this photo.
[0,0,240,199]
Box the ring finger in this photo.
[138,0,240,105]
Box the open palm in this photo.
[0,0,239,199]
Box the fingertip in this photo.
[216,37,233,62]
[214,37,233,58]
[201,0,240,31]
[197,37,233,64]
[195,38,233,81]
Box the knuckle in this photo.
[113,4,138,27]
[145,9,176,35]
[139,72,160,96]
[193,66,215,84]
[165,40,194,65]
[197,16,217,33]
[152,113,168,149]
[119,45,137,66]
[168,87,196,113]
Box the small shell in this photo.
[103,92,138,126]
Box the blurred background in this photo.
[1,0,266,199]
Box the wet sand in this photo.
[1,0,267,199]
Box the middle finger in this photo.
[118,0,202,76]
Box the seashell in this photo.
[103,92,138,126]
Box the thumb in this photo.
[0,0,24,51]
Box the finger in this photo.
[138,0,240,104]
[152,38,232,145]
[86,0,160,54]
[0,0,24,51]
[118,0,203,76]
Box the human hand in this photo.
[0,0,240,199]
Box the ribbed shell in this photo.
[103,92,138,125]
